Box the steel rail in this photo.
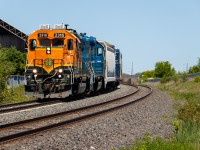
[0,85,120,113]
[0,85,139,129]
[0,100,38,109]
[0,100,62,114]
[0,85,151,144]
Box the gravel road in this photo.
[1,86,176,150]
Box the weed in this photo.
[118,135,193,150]
[160,77,170,84]
[172,118,181,132]
[0,86,33,104]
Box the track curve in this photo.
[0,85,152,145]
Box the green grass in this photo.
[176,121,200,148]
[118,135,193,150]
[158,81,200,124]
[116,79,200,150]
[0,86,34,104]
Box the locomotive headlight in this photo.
[58,69,63,73]
[33,69,37,74]
[58,74,62,78]
[46,47,51,54]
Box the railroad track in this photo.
[0,87,119,114]
[0,85,152,145]
[0,99,63,114]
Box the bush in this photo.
[194,76,200,82]
[172,74,179,83]
[181,72,188,82]
[154,61,175,78]
[160,77,170,83]
[0,61,15,101]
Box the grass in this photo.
[118,135,193,150]
[158,81,200,124]
[116,78,200,150]
[0,86,34,104]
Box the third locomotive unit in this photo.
[25,24,122,99]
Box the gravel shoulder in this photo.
[1,87,176,150]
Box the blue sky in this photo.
[1,0,200,74]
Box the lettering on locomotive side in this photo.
[54,33,65,38]
[38,33,48,38]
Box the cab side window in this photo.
[30,39,36,51]
[68,39,73,50]
[97,48,103,56]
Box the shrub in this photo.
[160,77,170,83]
[0,61,15,102]
[154,61,175,78]
[194,76,200,82]
[181,72,188,82]
[172,74,179,83]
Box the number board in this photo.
[38,33,48,38]
[54,33,65,38]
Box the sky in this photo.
[1,0,200,74]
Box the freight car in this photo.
[24,24,122,99]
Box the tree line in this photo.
[140,58,200,82]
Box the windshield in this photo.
[38,39,65,47]
[39,39,51,47]
[52,39,64,47]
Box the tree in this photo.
[188,57,200,74]
[140,70,155,78]
[154,61,175,78]
[198,57,200,67]
[0,46,26,75]
[188,66,200,74]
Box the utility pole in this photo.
[186,63,188,72]
[131,62,133,77]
